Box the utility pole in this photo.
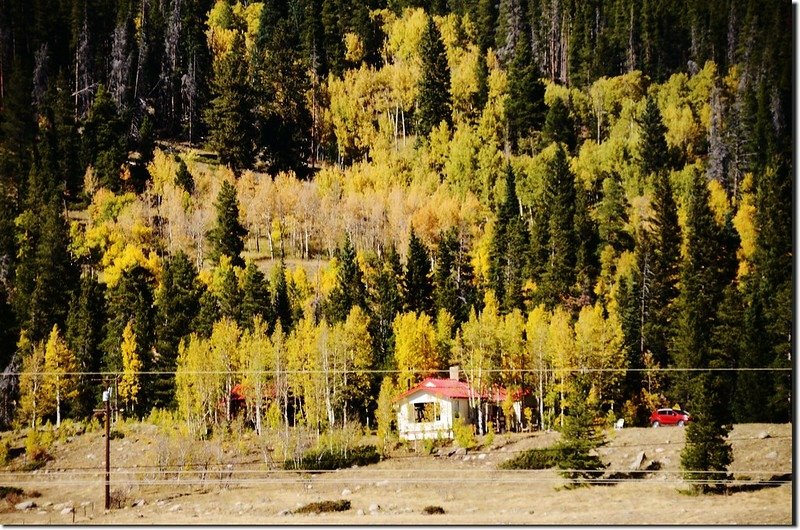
[103,386,111,510]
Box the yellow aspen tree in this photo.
[547,306,574,428]
[392,311,439,392]
[337,306,374,428]
[18,333,47,429]
[209,318,241,423]
[43,325,77,428]
[376,376,397,454]
[118,322,142,416]
[574,303,626,410]
[525,304,551,430]
[453,291,502,434]
[239,317,273,435]
[176,334,215,436]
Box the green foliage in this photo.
[416,15,452,138]
[452,416,476,450]
[204,32,257,173]
[326,233,367,323]
[0,486,24,498]
[283,444,380,470]
[404,228,434,316]
[499,447,560,470]
[554,377,606,485]
[207,180,247,268]
[489,164,528,313]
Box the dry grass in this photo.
[0,423,791,525]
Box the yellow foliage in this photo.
[344,32,365,63]
[707,179,730,226]
[147,149,181,194]
[732,173,757,279]
[118,322,142,412]
[393,311,439,391]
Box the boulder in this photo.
[629,451,647,470]
[15,501,36,511]
[765,451,778,460]
[60,507,74,515]
[341,489,352,497]
[758,431,771,440]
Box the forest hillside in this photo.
[0,0,792,490]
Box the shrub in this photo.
[25,428,53,464]
[283,445,380,471]
[499,447,560,470]
[295,500,350,514]
[483,422,494,447]
[0,486,23,499]
[108,430,125,440]
[0,439,9,466]
[452,417,476,450]
[422,505,445,515]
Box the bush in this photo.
[499,447,560,470]
[283,445,380,471]
[25,428,53,465]
[0,439,9,466]
[452,417,476,450]
[483,422,494,447]
[422,505,445,515]
[108,430,125,440]
[295,500,350,514]
[0,486,23,499]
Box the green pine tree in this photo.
[642,170,681,369]
[489,164,528,313]
[272,260,293,333]
[65,274,106,419]
[555,375,606,486]
[416,15,452,139]
[672,170,734,493]
[639,96,670,177]
[241,261,272,331]
[207,180,247,268]
[539,145,576,308]
[542,98,576,152]
[327,233,367,323]
[81,84,127,192]
[404,228,434,317]
[505,26,546,151]
[367,244,403,370]
[153,251,201,408]
[204,32,257,173]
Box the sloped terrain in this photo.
[0,423,791,524]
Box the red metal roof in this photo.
[396,377,512,402]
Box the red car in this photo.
[649,408,691,427]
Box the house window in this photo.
[414,402,439,422]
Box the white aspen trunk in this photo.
[56,383,61,428]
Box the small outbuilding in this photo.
[395,366,521,441]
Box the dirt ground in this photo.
[0,422,792,525]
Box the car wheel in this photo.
[678,420,685,427]
[651,421,660,428]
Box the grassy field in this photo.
[0,421,791,524]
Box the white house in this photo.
[395,367,520,441]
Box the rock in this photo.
[357,509,365,516]
[369,503,380,513]
[477,453,486,460]
[341,488,352,497]
[765,451,778,460]
[37,510,47,515]
[375,480,389,487]
[15,501,36,510]
[156,500,167,507]
[133,499,145,507]
[43,501,53,508]
[53,503,66,511]
[453,447,467,456]
[169,504,182,512]
[61,507,74,515]
[655,448,664,453]
[80,501,92,508]
[462,455,470,462]
[758,431,771,440]
[278,509,292,517]
[629,451,647,470]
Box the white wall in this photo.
[397,391,466,441]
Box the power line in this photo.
[6,366,790,377]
